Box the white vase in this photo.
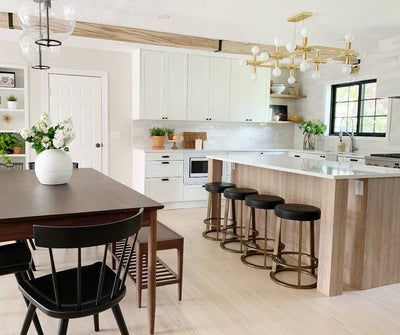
[35,149,73,185]
[7,101,17,109]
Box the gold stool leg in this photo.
[310,220,315,275]
[243,205,251,255]
[298,220,303,288]
[272,217,282,273]
[216,193,221,240]
[264,210,268,269]
[222,198,230,243]
[205,192,211,233]
[239,201,244,252]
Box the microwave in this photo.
[183,152,227,185]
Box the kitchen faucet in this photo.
[339,117,357,153]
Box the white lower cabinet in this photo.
[183,184,208,201]
[146,160,183,178]
[146,178,183,203]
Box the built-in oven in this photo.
[184,152,227,185]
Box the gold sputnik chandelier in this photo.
[244,12,362,84]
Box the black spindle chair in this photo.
[0,241,43,334]
[18,208,144,335]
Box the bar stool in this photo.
[241,194,285,269]
[270,204,321,289]
[203,182,236,241]
[220,187,258,253]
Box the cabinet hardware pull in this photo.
[161,161,170,164]
[350,159,358,162]
[161,178,169,181]
[294,155,300,158]
[320,155,325,158]
[161,155,170,158]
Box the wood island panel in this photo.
[210,158,400,296]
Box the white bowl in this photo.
[271,84,286,94]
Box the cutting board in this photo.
[183,132,207,148]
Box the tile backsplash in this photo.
[133,120,294,150]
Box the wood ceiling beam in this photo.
[0,11,270,55]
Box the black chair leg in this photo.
[28,239,36,250]
[15,273,44,335]
[58,319,69,335]
[94,313,99,332]
[112,304,129,335]
[20,303,36,335]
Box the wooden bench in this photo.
[112,221,184,308]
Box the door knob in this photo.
[95,143,102,148]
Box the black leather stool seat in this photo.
[275,204,321,221]
[245,194,284,210]
[0,242,32,276]
[224,188,258,201]
[205,182,236,193]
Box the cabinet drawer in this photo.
[146,160,183,177]
[183,184,208,201]
[343,157,366,164]
[145,178,183,202]
[146,152,184,161]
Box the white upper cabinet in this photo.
[229,60,270,122]
[208,57,231,121]
[187,55,209,121]
[133,49,270,122]
[134,50,187,120]
[187,55,231,121]
[163,53,188,120]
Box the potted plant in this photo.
[298,119,327,150]
[7,95,18,109]
[12,141,23,155]
[149,127,166,149]
[165,128,175,140]
[0,133,19,164]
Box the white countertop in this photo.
[207,154,400,180]
[133,146,288,153]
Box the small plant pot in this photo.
[152,136,165,149]
[7,101,17,109]
[13,147,22,154]
[167,133,174,140]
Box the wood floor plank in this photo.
[1,207,400,334]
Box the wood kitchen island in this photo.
[208,154,400,297]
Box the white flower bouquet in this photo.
[19,112,75,154]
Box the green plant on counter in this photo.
[7,95,17,102]
[0,133,19,165]
[149,127,166,137]
[164,128,174,134]
[298,119,327,136]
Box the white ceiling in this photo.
[1,0,400,54]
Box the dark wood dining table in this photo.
[0,168,164,334]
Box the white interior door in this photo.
[48,74,103,171]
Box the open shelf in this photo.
[267,120,302,124]
[0,87,24,92]
[0,108,25,112]
[270,94,307,99]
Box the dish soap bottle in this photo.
[338,140,345,152]
[338,130,345,152]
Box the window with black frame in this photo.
[330,79,389,137]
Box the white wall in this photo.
[293,41,400,153]
[0,39,133,186]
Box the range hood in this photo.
[376,36,400,98]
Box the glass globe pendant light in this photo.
[18,0,76,47]
[18,32,61,70]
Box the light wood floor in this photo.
[1,207,400,334]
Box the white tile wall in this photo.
[293,36,400,154]
[133,120,295,150]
